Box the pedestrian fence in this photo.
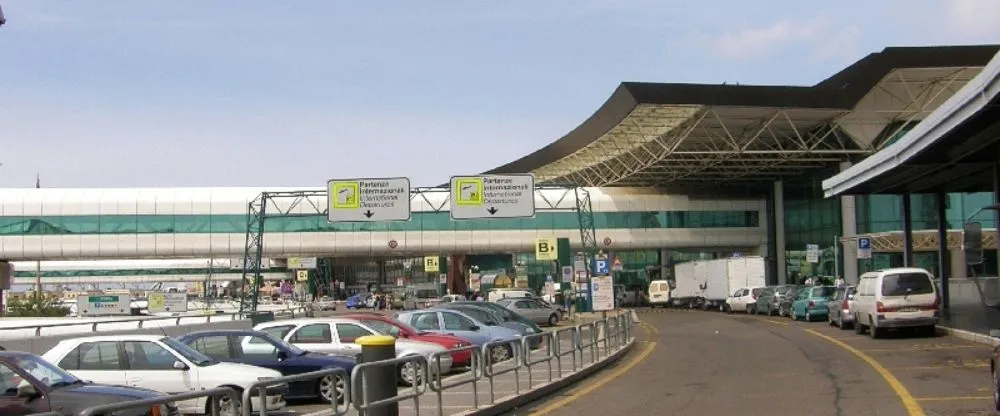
[32,311,636,416]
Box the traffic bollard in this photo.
[356,335,399,416]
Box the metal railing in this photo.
[242,367,350,416]
[577,321,598,365]
[482,338,524,403]
[553,326,579,377]
[77,386,239,416]
[0,305,307,338]
[429,345,482,416]
[42,311,636,416]
[522,332,555,387]
[352,354,429,415]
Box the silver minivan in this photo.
[852,268,939,338]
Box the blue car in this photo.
[790,285,837,322]
[395,308,522,362]
[346,293,373,309]
[177,329,355,402]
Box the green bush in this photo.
[5,296,70,317]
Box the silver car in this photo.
[314,296,338,311]
[827,286,857,330]
[495,298,562,326]
[251,317,451,386]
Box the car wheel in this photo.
[746,305,755,314]
[548,314,559,326]
[317,374,344,403]
[210,387,242,416]
[490,344,513,363]
[397,361,423,387]
[869,318,882,339]
[854,314,864,334]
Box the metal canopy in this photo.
[488,46,1000,188]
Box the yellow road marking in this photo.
[864,345,981,353]
[528,341,658,415]
[764,319,789,326]
[805,329,925,416]
[915,396,991,402]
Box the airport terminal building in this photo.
[1,45,998,295]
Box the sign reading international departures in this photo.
[449,174,535,220]
[327,177,412,222]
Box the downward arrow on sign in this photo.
[487,207,498,215]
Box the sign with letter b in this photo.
[535,238,558,260]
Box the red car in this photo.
[342,312,474,367]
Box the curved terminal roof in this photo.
[487,45,1000,187]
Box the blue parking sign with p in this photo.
[592,258,610,276]
[859,237,871,249]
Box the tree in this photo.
[5,295,70,317]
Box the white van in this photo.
[488,289,533,303]
[852,267,939,338]
[648,280,671,308]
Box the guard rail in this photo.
[31,311,635,416]
[0,306,308,338]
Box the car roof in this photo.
[0,351,38,359]
[179,329,265,338]
[255,317,367,327]
[58,334,164,343]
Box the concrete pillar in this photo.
[839,161,859,284]
[901,193,914,267]
[773,181,787,284]
[936,192,950,310]
[950,249,968,279]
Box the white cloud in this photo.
[704,16,860,62]
[942,0,1000,38]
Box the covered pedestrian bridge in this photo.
[823,46,1000,323]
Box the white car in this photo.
[852,267,940,338]
[253,317,452,386]
[41,335,287,415]
[725,286,766,313]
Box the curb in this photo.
[936,325,1000,347]
[454,340,637,416]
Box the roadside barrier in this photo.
[242,367,350,416]
[37,312,636,416]
[352,354,429,415]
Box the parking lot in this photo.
[515,308,996,416]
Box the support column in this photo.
[840,161,859,284]
[936,192,950,310]
[994,162,1000,276]
[902,193,914,267]
[773,180,787,285]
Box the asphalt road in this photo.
[509,309,996,416]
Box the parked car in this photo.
[648,280,671,308]
[725,286,767,313]
[446,301,544,336]
[440,294,466,303]
[790,286,837,321]
[177,329,355,402]
[252,318,451,386]
[313,296,338,311]
[752,287,779,316]
[495,297,561,326]
[853,268,939,338]
[827,286,857,329]
[0,351,181,416]
[435,303,543,349]
[778,286,807,317]
[41,335,287,416]
[341,313,473,367]
[395,308,523,363]
[345,293,372,309]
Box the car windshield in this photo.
[249,333,307,356]
[14,355,82,389]
[882,273,935,296]
[360,319,416,337]
[456,307,498,325]
[159,337,215,366]
[476,303,514,320]
[811,286,836,298]
[776,286,790,294]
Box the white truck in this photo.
[669,256,767,309]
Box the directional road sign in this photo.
[857,237,872,260]
[449,174,535,220]
[327,177,411,223]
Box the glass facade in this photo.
[855,192,998,276]
[783,168,842,284]
[0,210,759,235]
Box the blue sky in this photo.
[2,0,998,188]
